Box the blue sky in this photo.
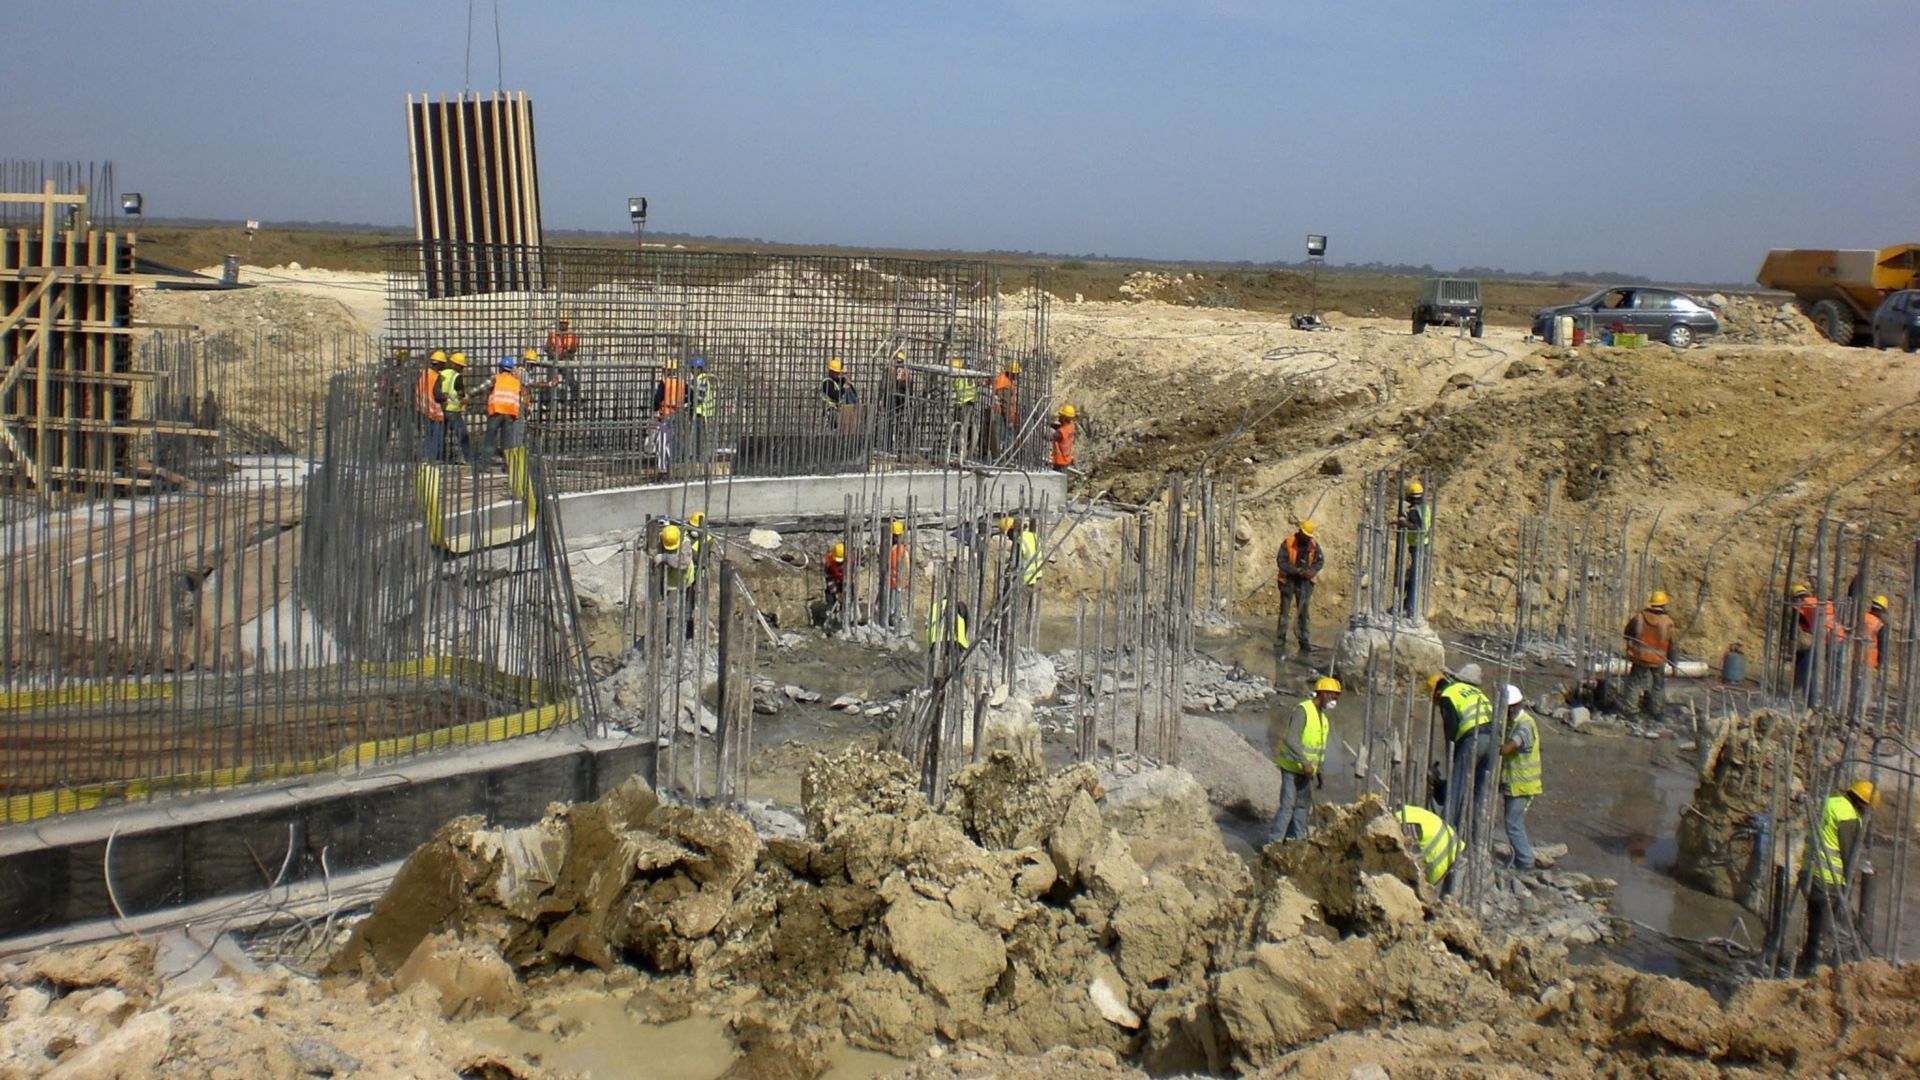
[7,1,1916,282]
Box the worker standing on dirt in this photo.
[1050,405,1077,471]
[1001,516,1044,633]
[1864,595,1888,673]
[949,357,979,461]
[1797,779,1878,974]
[926,596,971,654]
[1621,591,1676,722]
[653,523,697,641]
[440,352,472,465]
[689,357,716,464]
[415,351,448,461]
[1430,669,1497,838]
[823,542,849,620]
[1498,684,1543,872]
[1268,677,1340,843]
[1397,481,1432,619]
[652,358,687,479]
[884,520,908,628]
[1791,583,1845,696]
[481,356,525,473]
[1274,521,1324,658]
[1395,804,1462,894]
[990,360,1021,455]
[820,358,857,429]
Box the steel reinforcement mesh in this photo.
[0,330,595,823]
[383,242,1053,489]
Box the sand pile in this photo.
[1707,294,1825,346]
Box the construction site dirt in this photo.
[4,254,1920,1078]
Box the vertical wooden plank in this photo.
[34,182,56,491]
[406,94,428,247]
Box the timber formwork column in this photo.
[407,91,544,299]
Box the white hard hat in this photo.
[1456,663,1483,686]
[1505,684,1523,707]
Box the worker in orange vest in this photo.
[1864,595,1888,671]
[990,360,1021,454]
[1621,591,1676,720]
[1050,405,1077,470]
[1275,521,1323,657]
[884,520,908,627]
[415,351,449,461]
[823,542,849,621]
[545,316,579,363]
[481,356,525,472]
[1791,583,1845,693]
[653,358,687,478]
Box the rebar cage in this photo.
[383,242,1054,490]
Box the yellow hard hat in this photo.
[891,520,905,536]
[660,524,682,552]
[1060,404,1076,419]
[449,352,469,368]
[828,358,844,374]
[1298,520,1316,537]
[1792,582,1812,596]
[1007,360,1022,374]
[688,511,705,527]
[430,350,448,363]
[895,350,907,361]
[557,314,570,323]
[1406,480,1424,496]
[665,357,680,370]
[1313,676,1342,695]
[1849,779,1882,808]
[950,357,964,368]
[1648,590,1669,608]
[999,516,1016,534]
[1871,595,1888,610]
[521,348,538,362]
[1425,673,1445,694]
[831,542,845,559]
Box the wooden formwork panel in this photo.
[407,91,544,299]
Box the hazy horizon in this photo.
[8,1,1916,283]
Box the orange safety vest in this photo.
[415,368,444,421]
[488,372,524,417]
[1051,419,1075,466]
[888,542,905,588]
[547,330,578,358]
[657,376,686,419]
[825,553,846,585]
[1795,596,1846,642]
[1625,609,1674,667]
[992,372,1018,422]
[1864,611,1884,669]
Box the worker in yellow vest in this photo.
[1429,668,1497,837]
[440,351,472,465]
[1395,804,1462,894]
[1498,684,1543,871]
[481,356,525,473]
[1267,677,1340,843]
[926,597,971,653]
[949,357,979,462]
[1798,779,1877,974]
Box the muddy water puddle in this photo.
[464,992,902,1080]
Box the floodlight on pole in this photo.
[120,193,143,216]
[629,196,649,250]
[1305,234,1328,318]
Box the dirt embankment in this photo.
[1048,303,1920,659]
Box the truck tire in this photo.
[1470,318,1485,339]
[1411,313,1425,335]
[1808,300,1856,346]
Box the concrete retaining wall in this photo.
[559,469,1068,537]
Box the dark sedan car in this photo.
[1869,289,1920,351]
[1532,287,1721,348]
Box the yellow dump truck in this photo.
[1755,245,1920,344]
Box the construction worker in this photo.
[884,519,908,628]
[1430,669,1497,837]
[949,357,979,461]
[651,358,687,479]
[482,356,524,472]
[440,351,472,465]
[1275,521,1324,658]
[1397,481,1432,618]
[1395,804,1463,894]
[820,358,857,428]
[823,542,848,619]
[990,359,1021,454]
[1621,591,1676,721]
[1002,516,1043,630]
[1268,677,1340,843]
[926,596,971,653]
[689,357,716,463]
[1791,583,1845,693]
[545,315,578,364]
[1050,405,1076,471]
[1797,779,1878,974]
[416,351,448,461]
[1864,595,1889,672]
[686,511,707,560]
[886,350,913,449]
[653,523,697,640]
[1498,684,1543,871]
